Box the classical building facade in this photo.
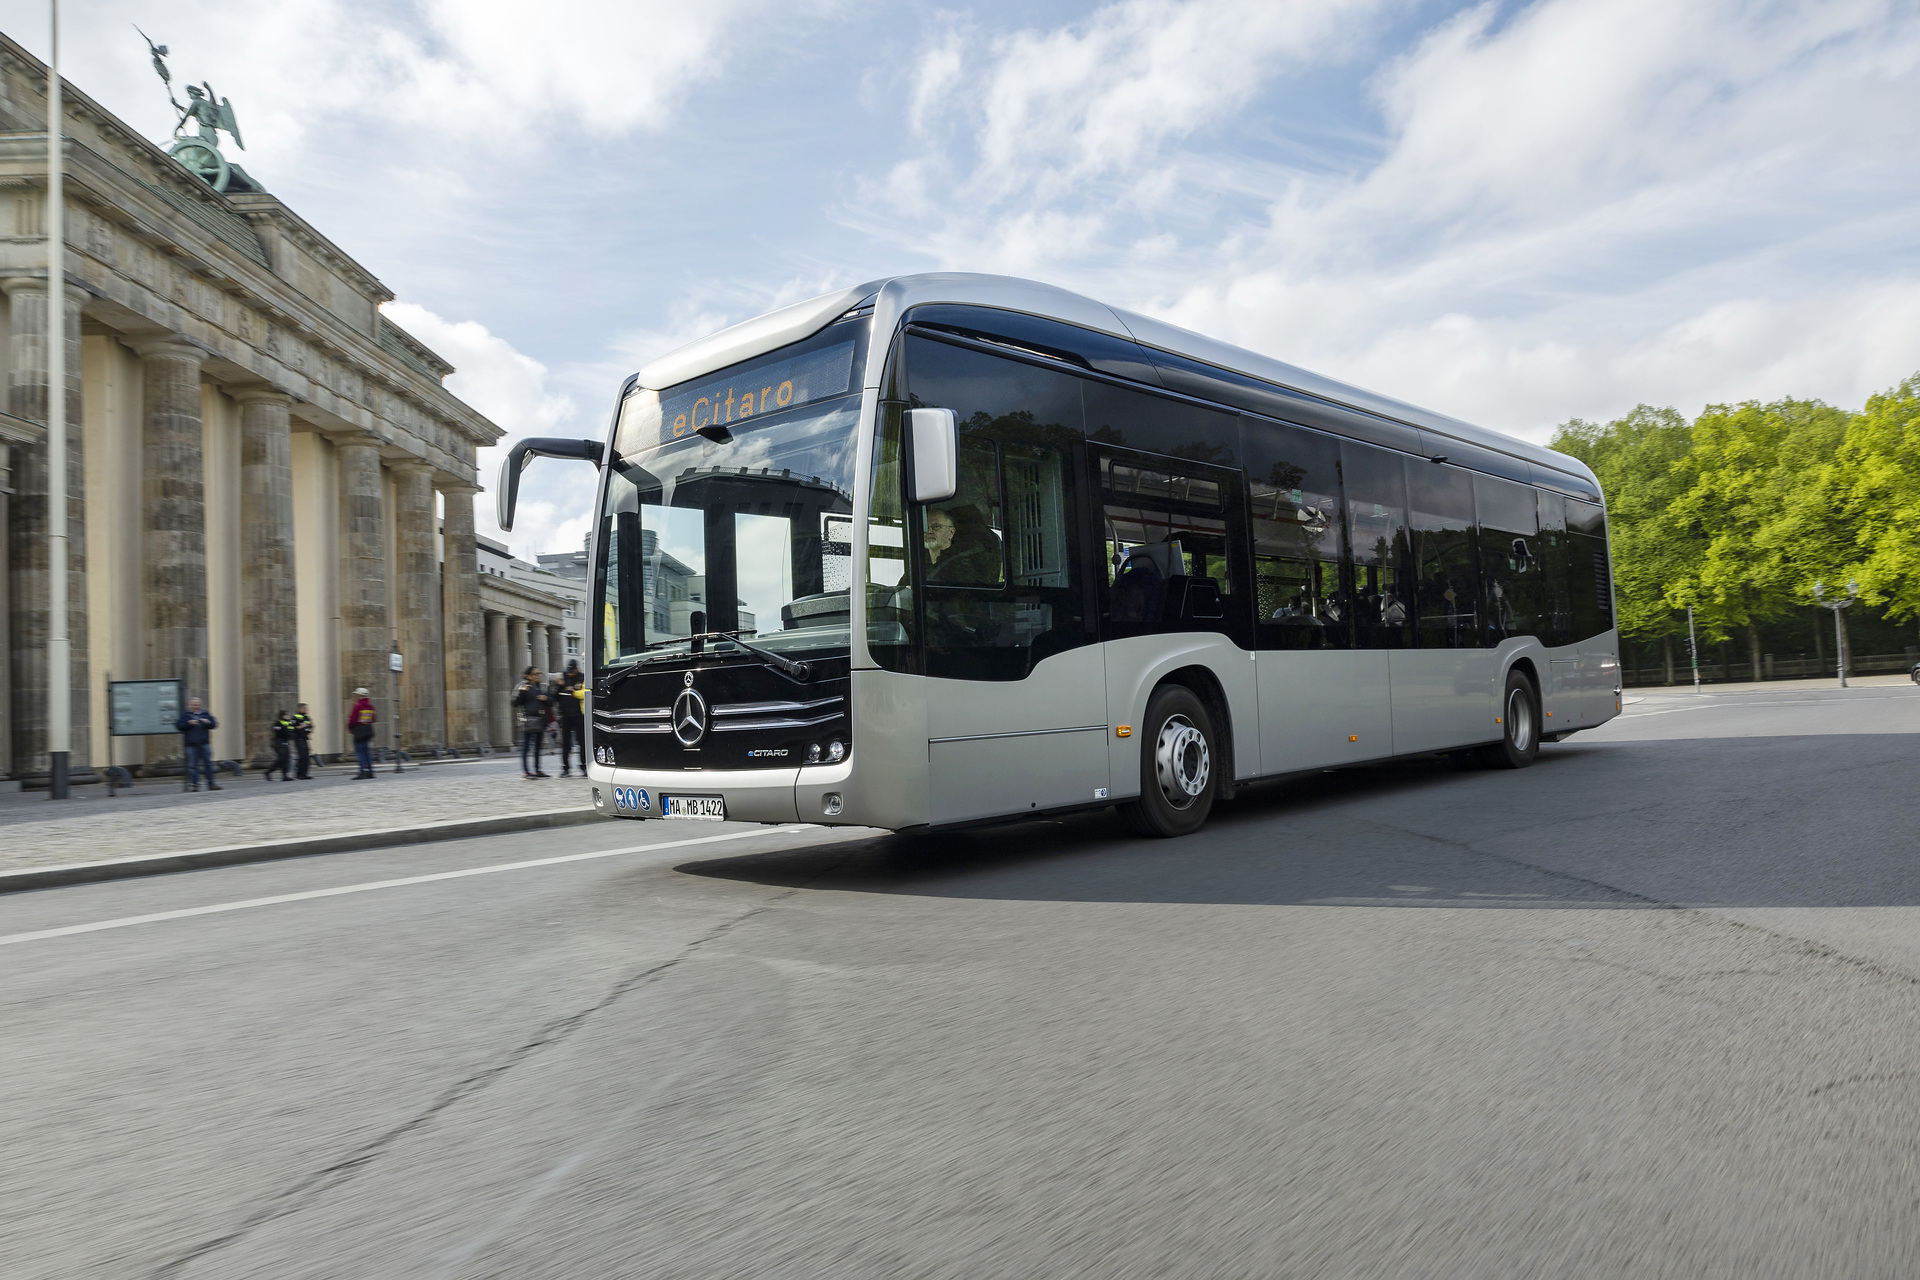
[0,35,509,780]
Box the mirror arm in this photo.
[496,437,605,532]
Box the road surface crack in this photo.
[151,889,796,1278]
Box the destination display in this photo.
[617,336,858,454]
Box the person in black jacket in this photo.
[556,660,586,778]
[175,698,220,792]
[288,703,315,779]
[512,667,552,779]
[265,710,295,781]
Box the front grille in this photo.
[710,695,844,732]
[593,707,670,734]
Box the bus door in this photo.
[1093,446,1250,788]
[914,384,1107,826]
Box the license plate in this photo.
[663,794,726,821]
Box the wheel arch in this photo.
[1152,663,1237,801]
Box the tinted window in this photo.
[1407,462,1479,649]
[1342,442,1412,649]
[904,336,1089,680]
[1244,416,1347,649]
[865,404,915,671]
[1473,473,1540,646]
[1536,491,1573,648]
[1084,381,1240,468]
[1566,499,1613,641]
[1098,448,1246,643]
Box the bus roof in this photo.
[635,272,1600,500]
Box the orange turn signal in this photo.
[1348,735,1358,742]
[1495,717,1502,724]
[1116,725,1132,738]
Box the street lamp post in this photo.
[389,643,405,773]
[1812,580,1858,689]
[1686,605,1701,693]
[45,0,70,799]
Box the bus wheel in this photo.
[1121,686,1217,837]
[1479,669,1541,770]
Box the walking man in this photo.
[557,660,586,778]
[175,697,220,792]
[512,667,552,779]
[289,703,314,779]
[348,688,378,779]
[265,709,295,781]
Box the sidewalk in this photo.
[1625,673,1914,701]
[0,756,603,888]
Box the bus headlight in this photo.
[594,745,614,765]
[827,740,846,762]
[806,743,823,763]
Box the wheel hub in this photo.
[1508,687,1535,752]
[1154,715,1210,808]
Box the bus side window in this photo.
[1243,416,1348,650]
[1341,442,1413,649]
[903,336,1089,681]
[1536,491,1572,647]
[1472,473,1540,647]
[1406,460,1479,650]
[1566,499,1612,641]
[1097,448,1246,641]
[865,402,917,672]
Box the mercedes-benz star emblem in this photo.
[683,671,695,687]
[672,687,707,746]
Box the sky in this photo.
[9,0,1920,559]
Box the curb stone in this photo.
[0,806,609,895]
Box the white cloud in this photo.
[381,302,577,557]
[859,0,1920,436]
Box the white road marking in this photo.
[0,826,811,949]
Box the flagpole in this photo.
[46,0,71,799]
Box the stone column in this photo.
[4,280,92,784]
[233,388,298,764]
[392,462,444,750]
[334,436,389,713]
[133,336,210,770]
[486,610,511,747]
[507,615,529,683]
[439,482,484,749]
[547,623,566,677]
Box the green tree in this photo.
[1552,407,1697,661]
[1664,398,1850,673]
[1836,373,1920,633]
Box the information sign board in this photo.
[109,679,183,737]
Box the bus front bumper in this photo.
[588,761,857,825]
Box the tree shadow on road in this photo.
[679,733,1920,909]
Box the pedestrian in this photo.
[289,702,315,779]
[512,666,552,779]
[175,697,221,792]
[556,659,586,777]
[265,709,295,781]
[348,688,378,779]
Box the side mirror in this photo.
[496,437,605,532]
[906,408,958,504]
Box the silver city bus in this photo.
[500,274,1619,837]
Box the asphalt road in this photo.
[6,684,1920,1278]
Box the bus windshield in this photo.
[596,395,861,667]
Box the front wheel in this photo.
[1478,669,1541,770]
[1119,686,1217,837]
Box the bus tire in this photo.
[1479,669,1541,770]
[1120,685,1217,837]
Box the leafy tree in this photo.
[1836,374,1920,633]
[1551,406,1696,647]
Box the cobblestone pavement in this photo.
[0,757,595,873]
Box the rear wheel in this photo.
[1119,685,1217,837]
[1479,669,1541,769]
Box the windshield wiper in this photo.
[597,630,812,691]
[692,630,812,682]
